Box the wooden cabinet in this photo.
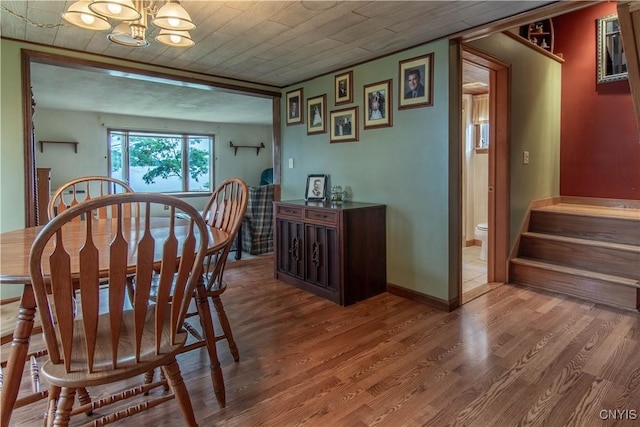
[36,168,51,225]
[520,18,554,53]
[274,200,386,306]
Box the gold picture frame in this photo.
[398,53,434,109]
[364,79,392,130]
[286,88,303,126]
[330,107,358,143]
[334,70,353,105]
[306,94,327,135]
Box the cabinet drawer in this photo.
[305,209,338,225]
[276,205,303,219]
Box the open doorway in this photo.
[460,46,510,304]
[461,59,490,302]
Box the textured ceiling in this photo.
[3,1,558,124]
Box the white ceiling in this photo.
[3,1,559,125]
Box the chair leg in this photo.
[143,369,155,395]
[211,295,239,362]
[162,359,198,427]
[53,387,76,427]
[44,386,60,427]
[76,387,92,415]
[194,286,226,407]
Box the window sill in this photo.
[163,192,212,198]
[475,147,488,154]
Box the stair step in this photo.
[509,257,639,310]
[519,232,640,280]
[510,257,640,287]
[529,208,640,245]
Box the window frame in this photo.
[107,128,215,195]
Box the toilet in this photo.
[475,222,488,261]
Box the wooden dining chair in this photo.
[146,178,248,408]
[47,175,135,222]
[29,192,208,426]
[197,178,249,361]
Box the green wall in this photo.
[0,41,26,233]
[468,34,561,246]
[280,33,561,303]
[281,39,453,300]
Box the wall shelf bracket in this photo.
[229,141,265,156]
[39,140,79,153]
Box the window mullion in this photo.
[182,135,188,192]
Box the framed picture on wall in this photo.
[334,70,353,105]
[306,94,327,135]
[330,107,359,143]
[305,174,327,201]
[364,79,392,129]
[286,88,303,126]
[398,52,434,109]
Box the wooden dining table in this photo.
[0,217,230,427]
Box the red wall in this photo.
[554,2,640,200]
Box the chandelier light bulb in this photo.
[153,1,195,31]
[80,13,95,25]
[61,0,111,31]
[107,4,123,15]
[155,28,194,47]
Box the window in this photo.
[109,130,213,193]
[475,123,490,150]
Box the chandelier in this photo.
[62,0,195,48]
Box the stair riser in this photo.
[510,262,639,310]
[519,236,640,280]
[529,211,640,246]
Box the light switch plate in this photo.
[523,151,530,165]
[288,158,294,168]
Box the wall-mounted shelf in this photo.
[39,140,79,153]
[519,18,554,53]
[229,141,265,156]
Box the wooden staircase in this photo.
[509,200,640,311]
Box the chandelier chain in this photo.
[0,5,64,28]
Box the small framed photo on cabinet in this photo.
[305,174,327,201]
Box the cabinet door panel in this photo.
[304,224,339,290]
[277,219,304,278]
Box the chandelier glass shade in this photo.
[61,0,195,48]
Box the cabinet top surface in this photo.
[276,200,385,210]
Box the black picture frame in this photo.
[305,174,327,201]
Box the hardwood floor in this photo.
[7,256,640,426]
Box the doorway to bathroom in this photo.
[460,47,510,304]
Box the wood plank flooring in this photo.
[7,256,640,426]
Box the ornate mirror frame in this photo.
[597,14,628,84]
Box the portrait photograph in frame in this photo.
[306,94,327,135]
[334,70,353,105]
[286,88,303,126]
[305,174,328,201]
[398,52,434,109]
[364,79,393,130]
[330,107,359,143]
